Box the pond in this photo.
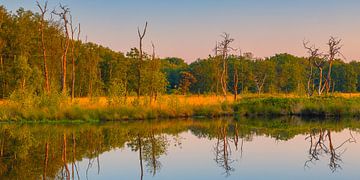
[0,117,360,180]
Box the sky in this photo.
[2,0,360,63]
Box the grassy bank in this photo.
[234,96,360,117]
[2,94,360,121]
[0,95,234,121]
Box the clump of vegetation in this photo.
[234,96,360,117]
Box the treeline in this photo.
[0,5,360,101]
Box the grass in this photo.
[2,93,360,121]
[0,95,234,121]
[234,95,360,117]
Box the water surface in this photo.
[0,117,359,180]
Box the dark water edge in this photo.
[0,117,359,179]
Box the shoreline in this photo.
[1,95,360,122]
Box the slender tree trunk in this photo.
[42,33,50,94]
[54,5,71,95]
[318,68,323,95]
[138,134,143,180]
[233,67,238,101]
[37,1,50,94]
[71,53,75,100]
[0,55,4,98]
[72,132,76,180]
[326,62,333,94]
[221,58,227,99]
[62,133,70,180]
[234,123,239,150]
[62,42,69,95]
[307,61,313,96]
[137,22,148,98]
[43,141,49,180]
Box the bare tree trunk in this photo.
[72,132,77,180]
[325,63,332,94]
[303,40,323,96]
[53,5,71,95]
[221,58,227,99]
[62,133,70,180]
[307,62,314,96]
[325,37,342,94]
[233,66,238,101]
[233,123,239,150]
[43,141,49,180]
[138,134,144,180]
[0,55,4,98]
[137,22,148,98]
[70,22,80,101]
[318,68,323,95]
[254,75,266,94]
[37,1,50,94]
[217,33,234,100]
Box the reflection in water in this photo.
[0,118,359,179]
[305,129,356,172]
[214,122,234,177]
[127,128,169,180]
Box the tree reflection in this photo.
[213,123,234,177]
[142,131,168,176]
[127,128,170,180]
[304,129,356,172]
[0,118,359,179]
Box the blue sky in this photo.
[2,0,360,62]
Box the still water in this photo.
[0,117,360,180]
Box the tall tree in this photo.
[69,15,80,100]
[136,21,148,98]
[216,33,234,99]
[53,4,70,94]
[303,41,320,96]
[325,37,342,94]
[36,1,50,93]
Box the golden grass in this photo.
[75,95,235,109]
[2,93,360,121]
[2,93,360,109]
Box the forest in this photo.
[1,3,360,121]
[2,1,360,180]
[1,4,360,99]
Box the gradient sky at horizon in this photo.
[2,0,360,62]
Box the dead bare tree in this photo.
[304,129,356,172]
[254,74,267,94]
[325,37,342,94]
[314,55,327,95]
[213,42,221,95]
[214,124,234,177]
[216,33,235,100]
[303,40,321,96]
[37,1,50,94]
[136,21,148,98]
[149,42,157,103]
[69,15,80,101]
[53,4,71,95]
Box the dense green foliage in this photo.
[0,6,166,99]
